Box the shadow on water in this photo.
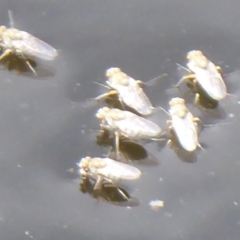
[0,52,55,79]
[95,130,160,166]
[177,78,227,119]
[79,177,140,207]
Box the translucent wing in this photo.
[113,78,153,116]
[113,111,161,138]
[20,31,58,60]
[97,158,141,180]
[188,61,227,100]
[171,112,198,151]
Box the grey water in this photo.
[0,0,240,239]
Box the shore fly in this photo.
[0,11,58,75]
[96,107,162,158]
[95,67,162,116]
[78,156,141,189]
[176,50,226,103]
[167,97,202,152]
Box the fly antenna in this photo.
[8,10,14,28]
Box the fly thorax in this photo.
[90,158,106,169]
[110,73,129,86]
[177,108,188,118]
[194,56,208,68]
[109,109,125,120]
[170,105,186,118]
[119,73,129,86]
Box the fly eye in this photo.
[96,111,103,119]
[80,160,88,169]
[106,72,113,78]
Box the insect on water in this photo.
[176,50,227,104]
[78,156,141,190]
[96,107,162,159]
[0,11,58,75]
[167,97,202,152]
[95,67,165,116]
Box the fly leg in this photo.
[167,120,174,149]
[175,74,196,88]
[95,90,118,101]
[0,49,12,62]
[194,89,201,105]
[18,51,36,76]
[93,175,104,190]
[193,117,202,135]
[118,97,126,110]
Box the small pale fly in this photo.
[0,11,58,75]
[177,50,227,103]
[78,156,141,189]
[96,107,162,158]
[95,67,155,116]
[167,97,202,152]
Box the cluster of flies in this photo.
[1,12,231,207]
[78,49,231,207]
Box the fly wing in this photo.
[114,111,161,138]
[118,79,153,115]
[20,31,58,60]
[192,62,227,100]
[171,113,198,151]
[97,158,141,180]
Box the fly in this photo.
[96,107,162,158]
[95,67,163,116]
[0,11,58,75]
[78,156,141,190]
[167,97,202,152]
[176,50,226,103]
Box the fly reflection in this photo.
[79,177,139,207]
[0,51,55,78]
[96,129,159,165]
